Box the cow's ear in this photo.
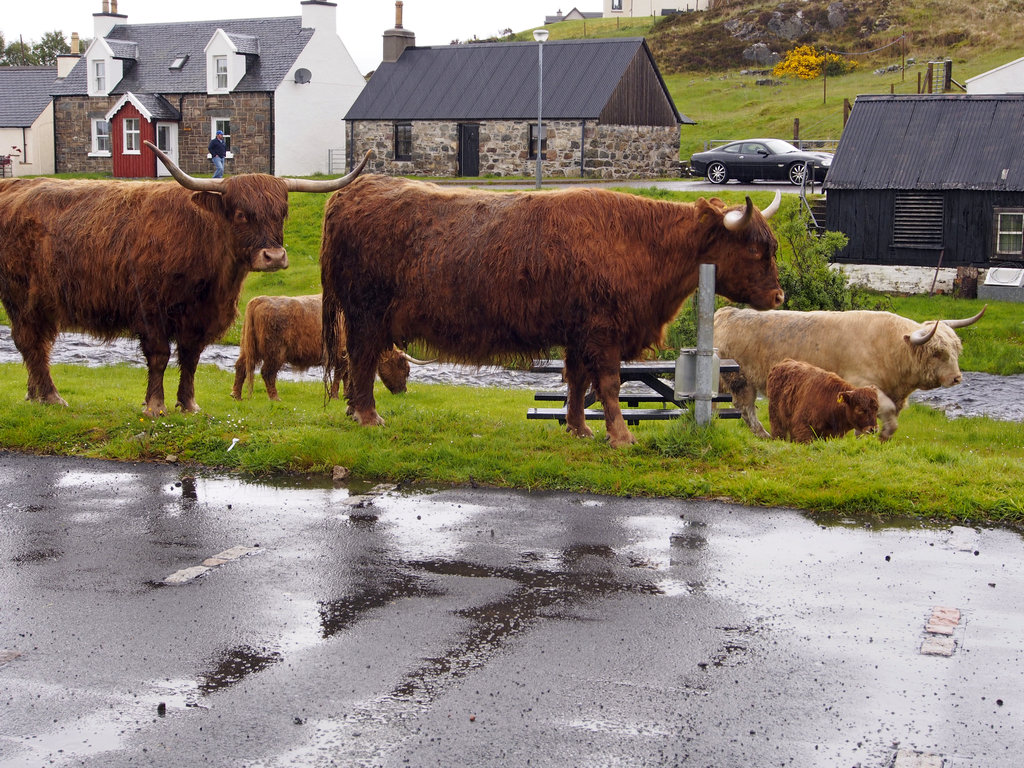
[190,190,226,216]
[837,393,846,404]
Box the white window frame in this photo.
[210,118,234,159]
[215,56,228,90]
[93,60,105,92]
[995,209,1024,258]
[122,118,141,154]
[89,118,111,156]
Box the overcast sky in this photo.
[0,1,578,74]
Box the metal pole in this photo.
[535,38,544,189]
[695,263,716,427]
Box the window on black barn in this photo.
[994,209,1024,261]
[892,192,944,249]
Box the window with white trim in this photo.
[215,56,228,90]
[212,118,232,153]
[93,60,106,92]
[995,209,1024,258]
[123,118,140,153]
[91,119,111,155]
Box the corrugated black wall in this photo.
[827,189,1024,267]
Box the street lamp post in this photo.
[533,29,548,189]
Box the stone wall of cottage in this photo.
[54,93,274,176]
[350,119,681,179]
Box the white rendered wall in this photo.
[274,25,364,175]
[0,104,55,176]
[966,57,1024,94]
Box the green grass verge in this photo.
[1,362,1020,525]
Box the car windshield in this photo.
[762,139,801,154]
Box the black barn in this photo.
[825,94,1024,270]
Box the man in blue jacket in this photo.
[208,130,227,178]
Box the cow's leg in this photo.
[581,346,634,448]
[175,344,202,414]
[260,363,281,401]
[345,326,385,426]
[10,317,66,406]
[721,370,770,439]
[876,391,901,442]
[330,363,343,401]
[231,355,248,400]
[139,335,170,417]
[563,349,594,439]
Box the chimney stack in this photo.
[383,1,414,63]
[57,32,82,78]
[301,0,337,32]
[94,0,126,39]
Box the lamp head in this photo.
[533,29,549,42]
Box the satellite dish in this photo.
[294,68,311,84]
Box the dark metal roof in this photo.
[52,17,312,97]
[346,37,687,123]
[825,94,1024,192]
[0,66,56,127]
[110,92,182,121]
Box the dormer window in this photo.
[170,55,188,70]
[93,60,106,92]
[214,55,228,89]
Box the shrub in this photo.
[773,45,858,79]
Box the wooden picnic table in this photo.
[526,357,741,425]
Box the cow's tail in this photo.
[238,302,260,399]
[322,289,344,407]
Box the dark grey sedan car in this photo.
[689,138,833,185]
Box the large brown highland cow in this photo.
[320,177,785,447]
[0,143,367,416]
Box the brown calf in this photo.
[232,294,410,401]
[766,359,879,443]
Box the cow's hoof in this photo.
[567,424,594,439]
[40,393,69,407]
[143,404,166,418]
[608,432,637,448]
[353,410,385,426]
[176,400,201,414]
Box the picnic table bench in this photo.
[526,357,741,426]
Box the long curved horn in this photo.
[401,351,437,365]
[723,197,754,231]
[283,150,372,193]
[145,140,223,191]
[942,304,987,329]
[761,190,782,219]
[908,319,940,346]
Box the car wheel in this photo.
[788,162,808,185]
[706,162,728,184]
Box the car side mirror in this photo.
[758,150,769,156]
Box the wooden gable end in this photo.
[109,101,157,179]
[598,49,679,127]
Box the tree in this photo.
[2,39,37,66]
[33,31,71,66]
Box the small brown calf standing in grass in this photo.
[766,358,879,443]
[232,294,410,401]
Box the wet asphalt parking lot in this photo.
[1,451,1022,767]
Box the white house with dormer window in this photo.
[52,0,365,177]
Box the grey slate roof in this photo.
[52,16,312,97]
[825,94,1024,192]
[121,92,182,121]
[0,66,57,127]
[346,37,687,123]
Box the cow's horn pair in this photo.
[143,141,371,192]
[908,305,987,346]
[723,191,782,231]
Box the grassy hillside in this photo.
[515,1,1024,158]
